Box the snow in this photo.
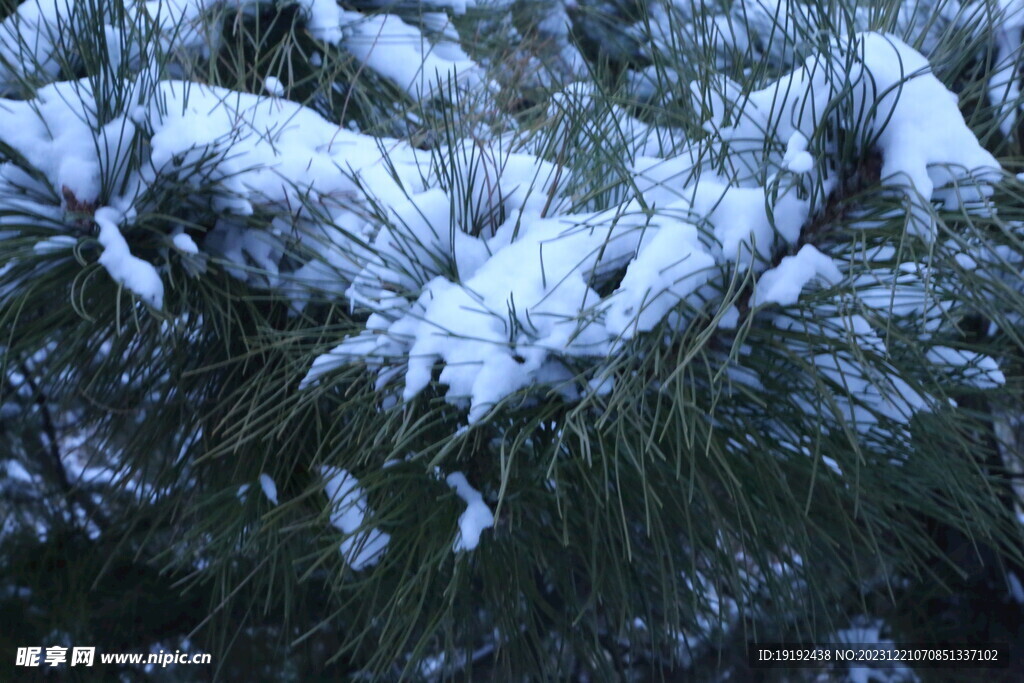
[145,81,419,216]
[990,0,1024,136]
[338,14,484,102]
[292,31,1007,425]
[33,235,78,253]
[322,467,390,570]
[0,0,76,91]
[422,0,477,14]
[94,207,165,308]
[446,472,494,552]
[783,132,814,173]
[926,346,1006,388]
[172,232,199,254]
[4,459,33,483]
[0,0,1012,445]
[0,2,1020,675]
[0,73,436,307]
[853,34,999,228]
[392,205,647,420]
[262,76,284,97]
[258,473,279,505]
[0,80,108,204]
[604,218,716,338]
[0,0,233,93]
[821,455,843,477]
[717,305,740,330]
[792,319,930,431]
[752,245,842,307]
[697,32,1000,239]
[300,0,344,44]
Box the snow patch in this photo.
[446,471,494,551]
[94,207,165,308]
[752,245,842,307]
[258,473,279,505]
[262,75,284,96]
[322,467,390,569]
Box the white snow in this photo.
[0,0,78,91]
[852,34,999,230]
[293,31,1006,425]
[262,75,285,96]
[258,473,279,505]
[0,0,1011,440]
[300,0,344,44]
[926,346,1006,388]
[604,218,716,339]
[990,0,1024,136]
[33,235,78,253]
[172,232,199,254]
[0,80,110,204]
[0,3,1020,673]
[421,0,477,14]
[322,467,390,570]
[752,245,842,307]
[776,309,932,432]
[339,14,484,101]
[0,74,434,307]
[4,459,33,482]
[717,305,740,330]
[94,207,165,308]
[821,456,843,477]
[782,131,814,173]
[446,471,494,551]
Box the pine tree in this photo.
[2,0,1024,679]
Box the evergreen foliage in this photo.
[2,0,1024,679]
